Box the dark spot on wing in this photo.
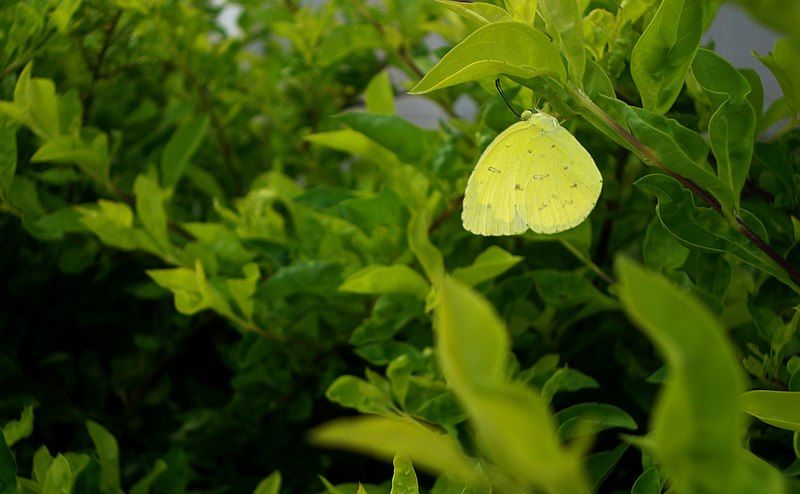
[514,184,523,190]
[488,167,501,173]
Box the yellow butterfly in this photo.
[462,108,602,235]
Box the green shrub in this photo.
[2,0,800,493]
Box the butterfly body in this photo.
[462,111,602,235]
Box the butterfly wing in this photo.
[517,114,603,234]
[461,121,533,236]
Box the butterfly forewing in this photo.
[462,113,602,235]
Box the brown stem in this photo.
[83,10,123,118]
[570,86,800,288]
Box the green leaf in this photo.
[615,258,785,493]
[539,0,585,82]
[365,71,396,115]
[554,403,637,441]
[635,174,797,291]
[741,390,800,432]
[532,269,617,309]
[253,470,281,494]
[390,455,419,494]
[631,467,661,494]
[310,416,476,481]
[756,39,800,117]
[630,0,703,114]
[409,21,566,94]
[434,276,509,391]
[0,434,15,494]
[0,121,16,199]
[691,49,756,208]
[86,420,122,494]
[340,264,430,300]
[161,115,209,188]
[2,405,34,447]
[77,200,139,251]
[408,209,444,285]
[434,276,589,492]
[130,460,167,494]
[598,97,733,211]
[31,134,111,180]
[643,216,690,272]
[541,368,599,403]
[335,112,434,164]
[585,443,628,491]
[452,246,522,287]
[503,0,536,24]
[436,1,512,30]
[42,454,72,494]
[326,375,396,415]
[50,0,83,32]
[134,174,170,252]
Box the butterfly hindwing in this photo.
[462,113,602,236]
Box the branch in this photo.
[569,86,800,288]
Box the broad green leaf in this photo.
[434,276,509,390]
[86,420,122,494]
[33,446,54,485]
[305,130,429,209]
[134,174,170,252]
[2,405,34,447]
[539,0,585,82]
[635,174,797,291]
[161,115,209,188]
[503,0,536,24]
[435,276,588,492]
[597,96,733,211]
[335,112,434,164]
[631,467,661,494]
[365,71,396,115]
[253,470,281,494]
[583,8,616,60]
[42,454,72,494]
[409,22,565,94]
[756,39,800,117]
[541,368,599,403]
[555,403,637,441]
[50,0,82,32]
[77,200,139,251]
[616,258,785,493]
[390,455,419,494]
[8,64,61,140]
[130,459,167,494]
[0,121,16,199]
[225,263,259,321]
[630,0,703,114]
[643,216,690,271]
[452,246,521,287]
[326,375,396,415]
[585,443,628,491]
[734,0,800,39]
[533,269,617,309]
[310,416,476,481]
[691,49,756,208]
[148,261,235,319]
[340,264,430,300]
[408,209,444,286]
[741,390,800,432]
[31,134,111,180]
[0,434,14,494]
[436,1,512,30]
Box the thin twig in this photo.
[569,86,800,288]
[561,240,616,285]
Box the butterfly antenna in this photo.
[495,78,523,120]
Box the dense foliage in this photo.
[3,0,800,492]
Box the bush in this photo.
[2,0,800,493]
